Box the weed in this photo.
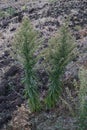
[45,23,76,109]
[0,10,6,18]
[6,7,16,16]
[76,67,87,130]
[13,17,41,112]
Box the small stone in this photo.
[0,80,8,96]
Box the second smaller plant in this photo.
[45,23,76,109]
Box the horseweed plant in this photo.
[13,17,41,112]
[45,24,76,109]
[77,67,87,130]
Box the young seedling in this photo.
[13,17,41,112]
[45,23,76,109]
[77,67,87,130]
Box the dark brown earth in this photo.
[0,0,87,129]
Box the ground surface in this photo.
[0,0,87,130]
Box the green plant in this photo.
[22,5,27,11]
[0,10,6,18]
[6,7,16,16]
[76,67,87,130]
[0,7,16,18]
[45,23,76,109]
[13,17,41,112]
[49,0,57,2]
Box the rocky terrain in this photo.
[0,0,87,129]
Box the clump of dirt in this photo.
[7,104,31,130]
